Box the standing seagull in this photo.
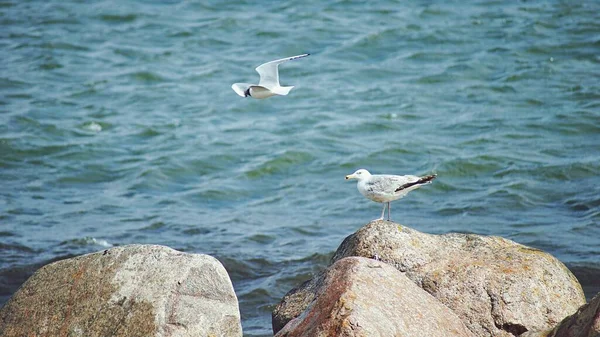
[231,53,309,99]
[345,169,437,221]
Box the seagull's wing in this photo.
[255,53,309,89]
[395,174,436,192]
[370,175,418,193]
[270,85,294,96]
[231,83,252,97]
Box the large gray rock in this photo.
[274,257,475,337]
[334,221,586,336]
[275,221,586,337]
[521,292,600,337]
[0,244,242,337]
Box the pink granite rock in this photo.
[274,220,586,336]
[521,292,600,337]
[0,244,242,337]
[275,257,475,337]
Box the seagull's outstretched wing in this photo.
[255,53,309,89]
[231,83,252,97]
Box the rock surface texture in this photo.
[274,256,475,337]
[274,221,586,337]
[521,293,600,337]
[0,244,242,337]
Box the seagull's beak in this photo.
[345,174,354,180]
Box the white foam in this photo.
[90,237,113,247]
[83,122,102,132]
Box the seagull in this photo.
[231,53,309,99]
[345,169,437,221]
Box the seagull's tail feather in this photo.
[395,174,437,192]
[272,86,294,96]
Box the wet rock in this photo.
[520,292,600,337]
[275,220,586,337]
[0,244,242,337]
[274,257,475,337]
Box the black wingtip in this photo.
[394,174,437,192]
[420,174,437,184]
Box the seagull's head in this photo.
[345,169,371,181]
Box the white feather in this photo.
[231,54,309,99]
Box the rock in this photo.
[520,292,600,337]
[274,221,586,337]
[0,244,242,337]
[333,221,586,336]
[274,257,475,337]
[273,272,324,334]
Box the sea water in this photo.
[1,1,599,335]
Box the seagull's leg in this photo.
[379,203,386,220]
[387,202,392,221]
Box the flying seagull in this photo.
[231,53,309,99]
[345,169,437,221]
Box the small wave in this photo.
[113,48,145,60]
[81,121,102,133]
[140,222,167,231]
[486,187,541,209]
[219,256,274,280]
[127,71,167,83]
[420,7,454,17]
[136,127,161,138]
[247,234,277,245]
[97,13,137,23]
[0,77,29,89]
[168,31,192,38]
[439,155,504,178]
[91,238,113,248]
[187,188,246,202]
[39,42,89,51]
[181,227,211,236]
[0,242,35,253]
[38,62,63,70]
[436,205,486,217]
[40,18,80,26]
[416,73,453,84]
[0,231,16,238]
[564,191,600,216]
[244,151,315,179]
[256,31,283,38]
[60,237,113,248]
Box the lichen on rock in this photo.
[0,244,242,337]
[274,220,586,337]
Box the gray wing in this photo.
[255,54,309,89]
[367,175,420,194]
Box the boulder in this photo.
[0,244,242,337]
[274,257,475,337]
[273,271,323,334]
[275,221,586,337]
[521,292,600,337]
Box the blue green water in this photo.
[1,0,599,335]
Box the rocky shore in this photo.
[1,221,598,337]
[0,245,242,337]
